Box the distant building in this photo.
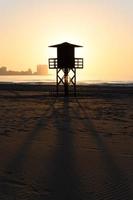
[0,66,7,74]
[27,68,32,75]
[36,65,48,75]
[0,66,33,75]
[0,65,48,75]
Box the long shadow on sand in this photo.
[46,98,81,200]
[1,97,132,199]
[0,98,57,197]
[74,99,132,200]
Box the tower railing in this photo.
[49,58,58,69]
[74,58,83,69]
[49,58,83,69]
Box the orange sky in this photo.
[0,1,133,81]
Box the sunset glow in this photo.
[0,0,133,81]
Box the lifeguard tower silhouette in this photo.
[48,42,83,96]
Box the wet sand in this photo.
[0,88,133,200]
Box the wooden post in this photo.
[64,68,69,96]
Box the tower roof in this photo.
[49,42,83,48]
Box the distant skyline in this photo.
[0,65,48,75]
[0,0,133,81]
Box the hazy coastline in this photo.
[0,75,133,86]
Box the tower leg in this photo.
[64,68,69,97]
[74,68,76,97]
[56,68,61,96]
[69,68,76,96]
[56,68,58,96]
[56,68,76,97]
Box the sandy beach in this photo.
[0,85,133,200]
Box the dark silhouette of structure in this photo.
[48,42,83,96]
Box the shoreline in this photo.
[0,82,133,89]
[0,82,133,98]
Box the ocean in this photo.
[0,75,133,86]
